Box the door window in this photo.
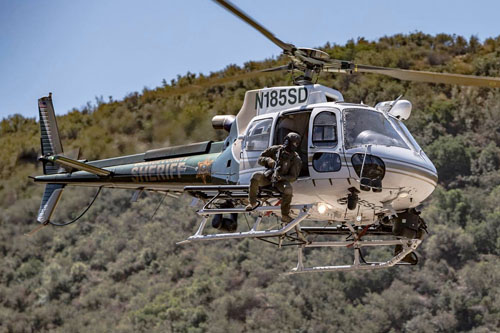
[312,152,342,172]
[312,112,337,147]
[244,118,273,151]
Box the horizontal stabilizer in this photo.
[38,183,65,224]
[46,155,112,176]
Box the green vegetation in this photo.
[1,33,500,332]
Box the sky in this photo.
[1,0,499,119]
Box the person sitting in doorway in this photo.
[245,132,302,223]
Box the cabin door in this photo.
[239,117,274,184]
[307,107,349,180]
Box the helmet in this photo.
[284,132,301,151]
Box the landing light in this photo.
[399,191,409,198]
[356,215,362,222]
[317,203,328,214]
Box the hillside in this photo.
[0,33,499,332]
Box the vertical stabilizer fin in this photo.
[37,183,65,224]
[39,93,63,175]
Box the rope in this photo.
[49,186,103,227]
[24,223,49,236]
[149,193,167,221]
[243,213,251,230]
[346,224,372,248]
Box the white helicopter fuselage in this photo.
[232,84,437,224]
[33,84,437,228]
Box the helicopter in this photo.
[31,0,500,274]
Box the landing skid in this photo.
[286,239,422,275]
[182,185,424,274]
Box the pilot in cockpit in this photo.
[344,117,358,147]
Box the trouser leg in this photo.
[275,180,293,216]
[248,172,270,205]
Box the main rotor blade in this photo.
[325,63,500,88]
[144,69,275,99]
[260,63,294,73]
[213,0,295,53]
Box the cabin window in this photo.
[312,153,342,172]
[312,112,337,147]
[344,109,409,149]
[389,117,420,152]
[244,118,273,151]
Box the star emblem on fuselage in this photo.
[196,159,213,184]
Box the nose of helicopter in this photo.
[368,146,438,209]
[380,148,437,182]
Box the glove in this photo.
[266,158,276,168]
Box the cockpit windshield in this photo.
[343,109,409,149]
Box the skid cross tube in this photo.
[185,185,282,201]
[199,205,282,215]
[178,204,312,244]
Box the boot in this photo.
[281,215,293,223]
